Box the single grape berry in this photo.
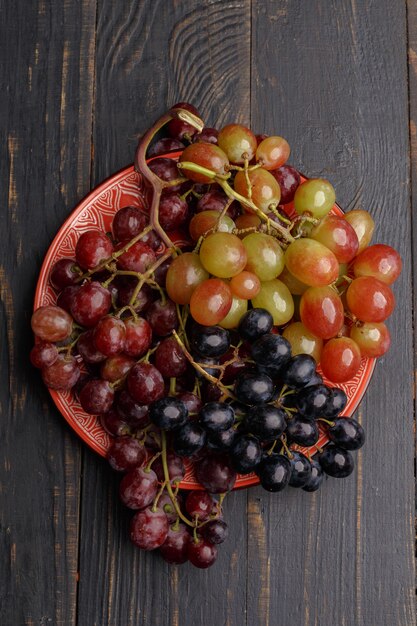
[149,397,188,431]
[288,451,312,488]
[187,538,218,569]
[119,466,158,510]
[296,384,332,419]
[207,427,239,452]
[256,453,292,492]
[327,417,365,450]
[190,325,231,358]
[107,436,147,472]
[322,387,348,417]
[235,371,275,405]
[172,422,207,457]
[302,459,324,492]
[250,333,292,372]
[159,523,190,564]
[245,405,287,442]
[319,445,354,478]
[185,491,216,521]
[281,354,317,388]
[285,415,319,447]
[230,435,262,473]
[129,507,169,551]
[194,453,237,493]
[201,519,228,545]
[199,402,235,433]
[238,308,273,342]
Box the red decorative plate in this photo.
[34,157,375,489]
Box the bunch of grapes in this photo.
[30,103,401,568]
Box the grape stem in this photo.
[172,330,236,400]
[160,431,195,528]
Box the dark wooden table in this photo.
[1,1,416,624]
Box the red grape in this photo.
[71,282,111,327]
[112,206,147,242]
[300,286,344,339]
[154,336,188,378]
[310,215,359,263]
[190,279,233,326]
[31,305,73,342]
[145,298,179,336]
[107,436,147,472]
[100,354,135,382]
[179,143,229,183]
[79,379,114,414]
[123,317,152,357]
[346,277,395,322]
[256,136,290,170]
[42,354,80,390]
[159,523,190,564]
[320,337,362,383]
[130,507,169,550]
[50,258,80,290]
[218,124,257,164]
[116,241,156,273]
[75,230,114,270]
[127,363,165,404]
[93,315,126,356]
[187,538,218,568]
[349,322,391,357]
[120,467,158,510]
[30,341,59,368]
[166,252,209,305]
[352,244,402,285]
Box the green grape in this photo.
[251,279,294,326]
[293,178,336,219]
[166,252,209,304]
[234,168,281,212]
[219,296,248,329]
[217,124,257,164]
[284,238,339,287]
[282,321,323,362]
[199,232,247,278]
[242,232,285,281]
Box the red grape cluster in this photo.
[30,103,401,568]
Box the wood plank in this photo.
[0,1,97,624]
[249,1,415,625]
[76,2,251,625]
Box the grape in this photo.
[30,341,58,368]
[76,330,106,364]
[100,409,130,437]
[189,210,235,241]
[41,354,80,390]
[281,354,317,388]
[296,384,331,418]
[199,232,247,278]
[230,271,261,300]
[116,390,149,429]
[256,453,291,492]
[168,101,200,141]
[152,452,185,485]
[50,258,80,290]
[157,492,179,524]
[199,402,235,432]
[299,286,344,339]
[190,278,232,326]
[251,279,294,326]
[185,491,216,521]
[127,363,165,404]
[288,451,312,488]
[71,282,111,327]
[57,285,80,313]
[346,276,395,322]
[112,206,147,242]
[352,244,402,284]
[173,422,207,457]
[235,371,275,405]
[201,519,228,545]
[217,123,257,163]
[234,168,281,211]
[148,157,183,189]
[196,187,238,216]
[154,336,188,378]
[116,241,156,273]
[117,278,154,313]
[320,337,362,383]
[149,397,188,431]
[146,298,179,336]
[79,379,114,414]
[349,321,391,357]
[218,296,247,329]
[207,427,239,452]
[246,405,286,442]
[310,214,359,263]
[231,435,262,473]
[158,192,188,231]
[187,538,218,569]
[75,230,114,270]
[344,209,375,254]
[238,308,273,342]
[159,523,190,564]
[120,466,158,510]
[107,436,147,472]
[327,417,365,450]
[166,252,209,305]
[124,317,152,358]
[285,415,319,446]
[302,459,324,492]
[31,305,73,342]
[147,137,185,157]
[190,325,230,358]
[130,507,169,550]
[100,354,135,382]
[278,266,309,296]
[193,127,219,144]
[179,143,229,183]
[234,213,262,233]
[256,136,290,170]
[194,453,237,493]
[242,232,285,281]
[284,239,339,287]
[293,178,335,219]
[319,445,354,478]
[322,388,347,418]
[177,392,202,416]
[270,164,300,204]
[282,322,323,362]
[93,315,126,356]
[250,333,291,371]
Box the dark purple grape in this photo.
[230,435,262,473]
[190,325,231,358]
[319,445,354,478]
[201,518,228,544]
[238,308,273,342]
[285,415,319,446]
[270,164,301,204]
[302,459,324,492]
[173,422,207,457]
[281,354,317,388]
[323,387,348,417]
[250,333,291,371]
[199,402,235,433]
[207,427,239,452]
[288,451,312,488]
[256,453,291,492]
[327,417,365,450]
[296,384,332,419]
[235,371,275,405]
[149,397,188,431]
[195,453,237,493]
[245,404,286,442]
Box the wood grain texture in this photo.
[249,2,415,625]
[76,2,251,625]
[0,0,97,624]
